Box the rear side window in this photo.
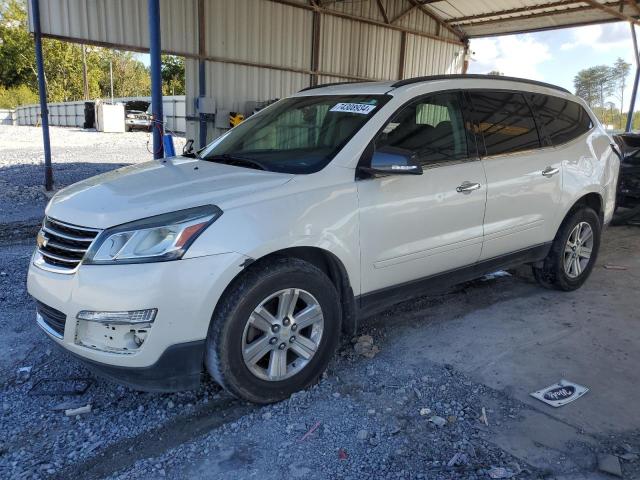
[375,92,471,166]
[528,94,593,146]
[468,91,540,156]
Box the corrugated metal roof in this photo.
[431,0,639,37]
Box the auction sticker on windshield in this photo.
[330,103,377,115]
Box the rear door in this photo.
[357,91,487,295]
[468,90,563,260]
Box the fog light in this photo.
[76,309,157,324]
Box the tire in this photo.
[532,207,601,291]
[205,257,342,404]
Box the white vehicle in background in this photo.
[28,75,619,403]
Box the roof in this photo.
[425,0,640,38]
[297,74,572,96]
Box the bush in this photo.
[0,84,38,109]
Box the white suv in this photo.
[28,75,619,403]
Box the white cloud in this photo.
[468,35,552,80]
[560,23,632,53]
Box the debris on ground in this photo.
[29,377,94,396]
[530,380,588,407]
[488,466,515,478]
[480,407,489,426]
[598,454,623,477]
[16,366,32,382]
[428,415,447,427]
[482,270,512,281]
[64,404,92,416]
[353,334,380,358]
[338,448,348,460]
[299,420,321,441]
[419,407,432,416]
[604,264,629,270]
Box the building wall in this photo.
[30,0,465,142]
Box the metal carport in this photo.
[26,0,640,189]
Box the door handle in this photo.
[456,181,481,194]
[542,166,560,177]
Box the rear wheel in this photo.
[532,207,601,291]
[205,257,341,403]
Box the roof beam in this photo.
[375,0,390,23]
[390,3,417,24]
[406,0,465,40]
[582,0,640,24]
[267,0,464,45]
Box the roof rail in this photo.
[391,74,570,94]
[299,80,372,92]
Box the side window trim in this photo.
[462,90,486,158]
[363,90,480,170]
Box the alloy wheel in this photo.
[563,221,594,279]
[241,288,324,381]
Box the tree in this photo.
[611,57,631,129]
[161,55,185,95]
[574,65,614,109]
[0,0,151,106]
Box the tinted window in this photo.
[375,92,470,166]
[528,94,593,146]
[469,91,540,156]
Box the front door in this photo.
[357,92,487,296]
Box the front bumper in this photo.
[60,339,206,392]
[27,251,248,391]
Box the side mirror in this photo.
[359,146,423,176]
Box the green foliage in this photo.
[0,83,38,108]
[0,0,160,107]
[574,59,634,129]
[161,55,185,95]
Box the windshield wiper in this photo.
[202,154,268,171]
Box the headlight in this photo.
[84,205,222,265]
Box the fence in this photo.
[0,109,15,125]
[14,96,186,133]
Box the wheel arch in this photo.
[565,191,604,225]
[220,246,358,337]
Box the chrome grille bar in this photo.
[36,217,101,272]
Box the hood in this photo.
[47,157,294,228]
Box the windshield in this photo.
[199,95,390,174]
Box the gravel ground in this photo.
[0,125,185,227]
[0,237,532,480]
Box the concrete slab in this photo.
[376,226,640,475]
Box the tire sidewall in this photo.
[553,208,601,290]
[206,261,341,403]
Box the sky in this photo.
[468,22,636,111]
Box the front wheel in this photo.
[532,207,601,291]
[205,257,341,403]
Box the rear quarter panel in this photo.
[557,124,619,230]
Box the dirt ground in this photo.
[1,125,639,479]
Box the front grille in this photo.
[36,301,67,337]
[37,217,100,271]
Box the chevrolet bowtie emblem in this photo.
[36,231,48,248]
